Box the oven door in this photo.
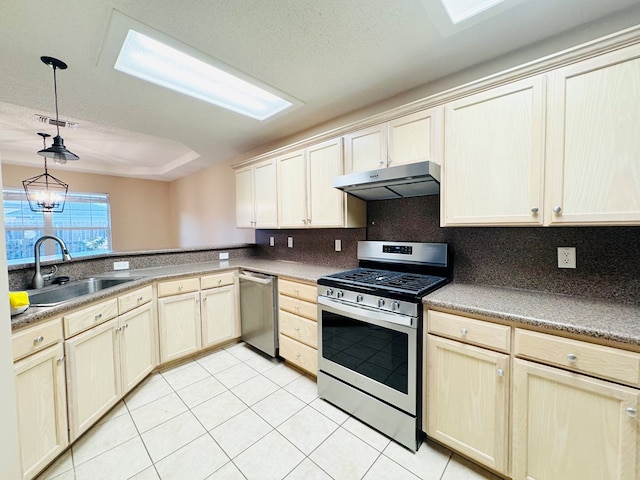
[317,296,418,414]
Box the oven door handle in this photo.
[317,296,416,328]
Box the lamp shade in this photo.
[22,171,69,213]
[37,135,79,163]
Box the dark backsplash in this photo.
[257,195,640,304]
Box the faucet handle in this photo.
[42,265,58,283]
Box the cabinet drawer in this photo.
[428,310,511,353]
[278,294,317,321]
[200,271,236,290]
[118,285,153,314]
[157,277,200,297]
[278,278,316,303]
[64,299,119,338]
[279,334,318,376]
[279,310,318,348]
[12,317,63,362]
[514,328,640,387]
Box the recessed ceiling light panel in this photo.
[440,0,506,24]
[115,30,293,121]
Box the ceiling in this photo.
[1,0,640,181]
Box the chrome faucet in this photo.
[32,235,72,289]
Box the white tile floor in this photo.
[37,342,502,480]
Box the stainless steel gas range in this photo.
[317,241,450,451]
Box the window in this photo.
[3,188,112,265]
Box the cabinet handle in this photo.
[307,218,311,224]
[178,285,183,291]
[553,206,562,214]
[626,407,637,418]
[217,279,222,285]
[296,353,301,358]
[378,160,385,167]
[531,207,539,214]
[460,328,468,336]
[137,296,143,302]
[124,323,129,329]
[115,326,121,333]
[33,336,44,345]
[95,313,102,321]
[301,219,307,224]
[496,369,505,377]
[57,356,65,363]
[567,353,577,362]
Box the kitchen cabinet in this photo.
[12,319,67,480]
[200,271,240,348]
[344,108,442,173]
[66,288,155,440]
[235,158,278,228]
[546,43,640,225]
[277,138,365,228]
[157,277,202,363]
[513,328,640,479]
[441,76,545,226]
[424,311,510,475]
[277,278,318,375]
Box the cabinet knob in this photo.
[57,356,65,363]
[137,296,143,302]
[379,160,385,167]
[218,279,222,285]
[33,336,44,344]
[460,328,468,336]
[531,207,539,214]
[496,369,505,377]
[178,285,183,291]
[553,206,562,214]
[301,219,307,224]
[115,326,121,333]
[626,407,637,418]
[567,353,577,362]
[95,313,102,321]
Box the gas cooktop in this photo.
[321,267,447,296]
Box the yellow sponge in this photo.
[9,291,29,309]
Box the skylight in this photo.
[115,30,293,121]
[440,0,506,24]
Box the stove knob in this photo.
[378,298,385,308]
[391,301,400,311]
[337,290,344,298]
[325,288,334,296]
[356,294,364,303]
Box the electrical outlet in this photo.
[218,252,229,260]
[335,239,342,252]
[287,237,293,248]
[557,247,576,269]
[269,236,275,247]
[113,261,129,270]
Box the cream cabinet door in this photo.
[65,318,121,440]
[14,344,68,480]
[513,358,639,480]
[158,292,202,363]
[307,138,345,227]
[344,123,387,173]
[119,303,156,393]
[235,166,254,228]
[546,44,640,225]
[253,158,279,228]
[201,285,239,348]
[388,108,442,167]
[442,76,545,226]
[277,149,307,228]
[425,334,510,474]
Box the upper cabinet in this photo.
[441,76,546,226]
[345,108,443,173]
[546,43,640,226]
[277,138,365,228]
[235,158,278,229]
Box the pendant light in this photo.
[37,56,79,164]
[22,132,69,213]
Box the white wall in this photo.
[169,158,254,247]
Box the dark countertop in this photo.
[423,283,640,348]
[10,258,343,331]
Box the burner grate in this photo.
[326,268,446,295]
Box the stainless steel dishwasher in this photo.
[238,270,278,357]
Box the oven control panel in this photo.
[382,244,412,255]
[317,286,418,318]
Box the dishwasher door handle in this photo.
[238,272,273,285]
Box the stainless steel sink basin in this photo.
[27,277,142,307]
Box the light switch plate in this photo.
[269,236,275,247]
[288,237,293,248]
[219,252,229,260]
[113,261,129,270]
[335,239,342,252]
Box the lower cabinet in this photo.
[14,342,68,480]
[157,291,202,363]
[201,283,240,348]
[277,278,318,375]
[65,302,155,440]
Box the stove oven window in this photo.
[322,311,408,394]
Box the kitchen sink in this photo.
[27,277,142,307]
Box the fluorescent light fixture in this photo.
[115,30,292,121]
[440,0,505,24]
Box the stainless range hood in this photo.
[333,161,440,201]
